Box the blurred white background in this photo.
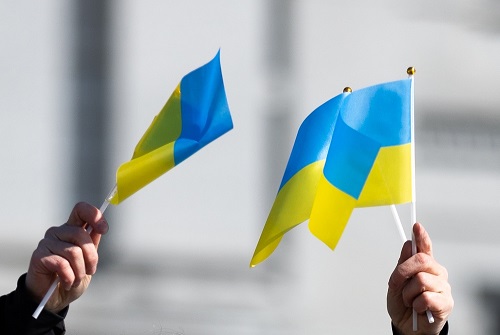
[1,0,500,334]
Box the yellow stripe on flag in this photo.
[250,160,325,266]
[357,143,412,207]
[110,142,176,205]
[309,174,356,250]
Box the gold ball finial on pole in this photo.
[407,67,416,76]
[343,87,352,93]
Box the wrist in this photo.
[391,321,449,335]
[24,271,45,303]
[391,322,404,335]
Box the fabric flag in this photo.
[251,78,412,267]
[109,51,233,205]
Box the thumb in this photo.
[413,222,433,257]
[67,202,108,235]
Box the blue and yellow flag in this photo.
[109,51,233,205]
[251,78,412,267]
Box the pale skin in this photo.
[387,223,454,335]
[25,202,109,314]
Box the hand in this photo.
[25,202,109,314]
[387,223,453,335]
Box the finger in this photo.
[402,271,449,308]
[67,202,109,235]
[398,252,443,280]
[36,249,77,291]
[412,289,454,317]
[45,224,92,244]
[390,252,444,294]
[413,222,433,257]
[89,229,104,251]
[43,238,89,286]
[388,240,414,290]
[44,226,99,275]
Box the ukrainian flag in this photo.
[251,78,412,267]
[109,51,233,205]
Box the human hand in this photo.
[25,202,109,314]
[387,223,453,335]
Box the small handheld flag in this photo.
[110,50,233,204]
[250,76,412,267]
[33,50,233,318]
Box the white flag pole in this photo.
[408,67,419,331]
[407,67,434,330]
[390,205,406,243]
[32,185,117,319]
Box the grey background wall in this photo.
[1,1,500,334]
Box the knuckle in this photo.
[75,201,89,209]
[44,226,58,238]
[87,251,99,266]
[448,296,455,310]
[413,272,428,292]
[75,270,86,282]
[56,258,73,276]
[31,246,46,263]
[419,291,434,306]
[86,253,99,274]
[55,258,75,283]
[441,266,449,280]
[414,253,431,267]
[75,228,90,241]
[388,275,398,290]
[36,238,48,250]
[66,245,83,260]
[414,271,426,283]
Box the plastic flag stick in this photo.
[407,68,434,330]
[390,205,406,243]
[409,68,418,331]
